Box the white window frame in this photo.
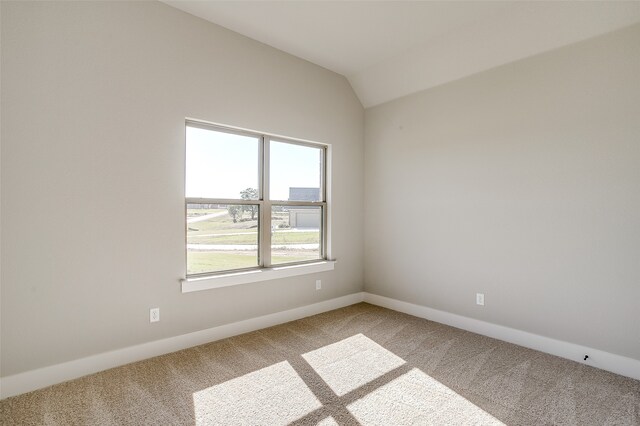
[182,120,334,292]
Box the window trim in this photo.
[184,120,331,282]
[181,260,336,293]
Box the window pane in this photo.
[271,206,322,265]
[270,141,322,201]
[187,204,259,274]
[186,126,259,199]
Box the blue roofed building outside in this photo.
[288,187,321,228]
[288,187,320,202]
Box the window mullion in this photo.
[320,146,326,203]
[322,204,328,260]
[261,137,271,267]
[186,198,256,205]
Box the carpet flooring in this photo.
[1,303,639,425]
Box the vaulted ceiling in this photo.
[163,1,640,108]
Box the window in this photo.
[185,121,328,278]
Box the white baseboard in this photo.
[3,291,636,399]
[0,292,365,399]
[363,292,640,381]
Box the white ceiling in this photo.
[163,1,640,108]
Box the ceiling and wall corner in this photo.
[161,1,640,108]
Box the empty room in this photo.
[1,1,639,425]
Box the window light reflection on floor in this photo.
[316,416,340,426]
[192,361,321,425]
[347,367,505,425]
[192,334,505,425]
[302,333,406,396]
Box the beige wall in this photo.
[364,24,640,360]
[0,1,364,376]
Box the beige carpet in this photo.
[1,303,639,425]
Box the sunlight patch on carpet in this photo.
[302,333,406,396]
[347,368,505,425]
[316,416,340,425]
[193,361,321,426]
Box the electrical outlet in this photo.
[476,293,485,306]
[150,308,160,323]
[316,280,322,290]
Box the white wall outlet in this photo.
[150,308,160,323]
[476,293,485,306]
[316,280,322,290]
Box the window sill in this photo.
[181,260,336,293]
